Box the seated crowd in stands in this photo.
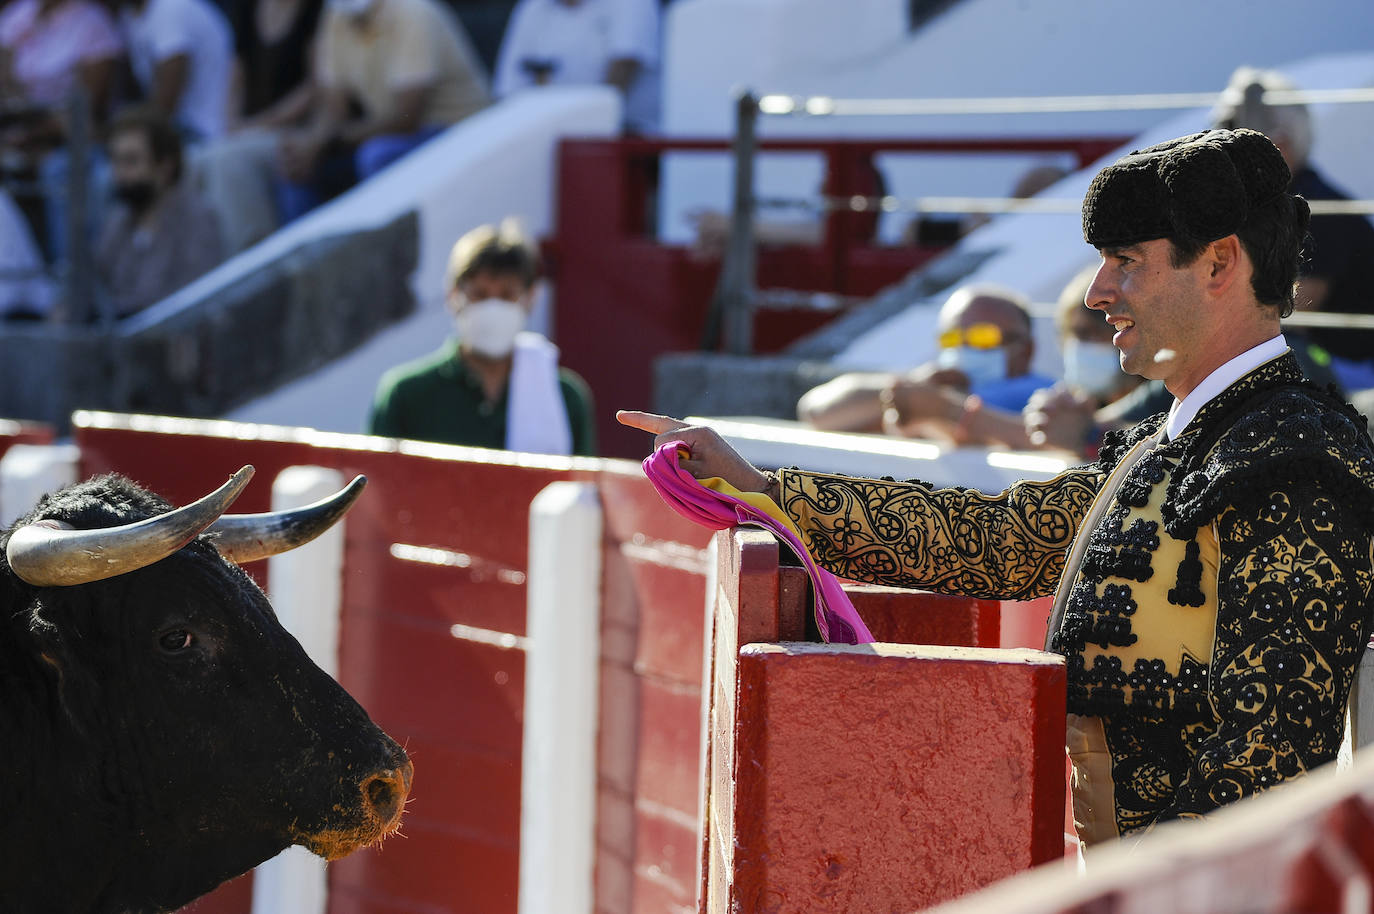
[798,65,1374,446]
[0,0,662,324]
[796,277,1140,459]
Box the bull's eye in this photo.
[158,630,195,653]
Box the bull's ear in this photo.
[6,467,255,587]
[206,475,366,565]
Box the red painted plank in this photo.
[636,675,707,822]
[729,643,1066,912]
[175,871,252,914]
[847,585,1002,648]
[633,805,698,905]
[344,613,525,753]
[629,555,709,685]
[395,736,522,846]
[632,869,696,914]
[329,822,518,914]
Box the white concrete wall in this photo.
[221,88,620,435]
[659,0,1374,244]
[0,443,79,528]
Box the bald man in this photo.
[797,284,1054,446]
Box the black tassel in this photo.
[1168,540,1206,607]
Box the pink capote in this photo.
[641,442,874,645]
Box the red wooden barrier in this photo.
[701,528,1067,913]
[76,417,576,914]
[926,749,1374,914]
[0,418,54,460]
[593,465,716,913]
[71,413,715,914]
[63,412,1069,914]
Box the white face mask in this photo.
[937,346,1008,388]
[1063,338,1124,398]
[455,298,526,358]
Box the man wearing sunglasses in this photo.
[930,285,1053,411]
[797,284,1054,444]
[620,128,1374,850]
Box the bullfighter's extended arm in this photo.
[778,466,1104,600]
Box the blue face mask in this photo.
[1063,338,1124,398]
[937,345,1008,388]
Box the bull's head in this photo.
[0,467,412,913]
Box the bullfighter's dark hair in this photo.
[106,105,185,183]
[1082,128,1311,317]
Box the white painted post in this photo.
[519,482,603,914]
[250,465,347,914]
[694,534,720,904]
[0,443,80,527]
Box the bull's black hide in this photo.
[0,474,411,913]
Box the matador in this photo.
[621,128,1374,845]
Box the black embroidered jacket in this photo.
[779,352,1374,834]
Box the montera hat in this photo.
[1082,128,1292,249]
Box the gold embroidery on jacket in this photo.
[780,469,1102,600]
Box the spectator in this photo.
[368,221,596,455]
[116,0,233,141]
[0,186,56,321]
[94,107,224,319]
[1022,264,1143,456]
[493,0,659,134]
[189,0,323,252]
[1213,65,1374,391]
[796,284,1053,445]
[227,0,323,129]
[0,0,125,263]
[275,0,489,221]
[0,0,124,140]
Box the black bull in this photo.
[0,467,412,913]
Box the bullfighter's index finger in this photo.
[616,410,689,435]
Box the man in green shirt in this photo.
[368,221,597,455]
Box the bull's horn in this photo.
[6,466,255,587]
[206,475,366,564]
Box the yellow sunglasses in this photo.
[938,323,1016,350]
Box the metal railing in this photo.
[708,83,1374,355]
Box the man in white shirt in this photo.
[619,129,1374,850]
[276,0,489,220]
[493,0,659,133]
[117,0,233,141]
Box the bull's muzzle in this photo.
[292,755,415,861]
[361,760,414,832]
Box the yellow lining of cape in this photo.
[698,475,803,541]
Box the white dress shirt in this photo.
[1165,334,1289,441]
